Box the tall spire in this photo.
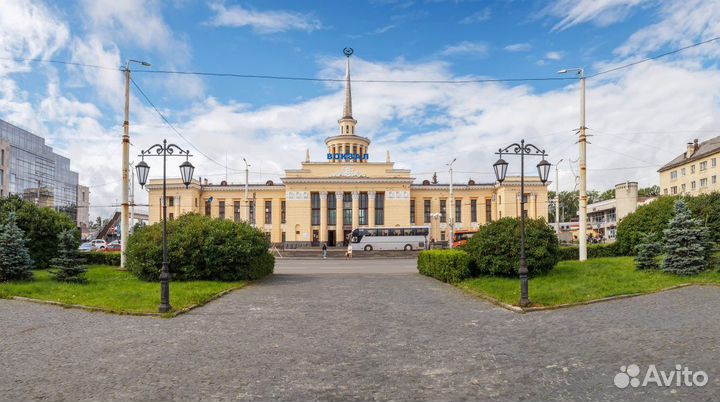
[342,47,353,120]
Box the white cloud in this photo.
[544,0,650,31]
[207,2,322,34]
[545,51,565,60]
[504,43,532,52]
[460,8,491,24]
[439,41,489,57]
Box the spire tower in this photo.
[338,48,357,135]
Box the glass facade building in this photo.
[0,119,79,213]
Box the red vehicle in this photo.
[104,240,121,252]
[452,230,477,248]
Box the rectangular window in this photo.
[234,201,241,223]
[281,200,286,224]
[713,158,717,168]
[670,171,678,180]
[691,165,696,174]
[311,192,321,225]
[375,192,385,226]
[219,201,225,219]
[700,161,707,171]
[455,199,462,223]
[327,194,336,224]
[440,200,446,223]
[169,212,174,221]
[681,183,686,192]
[265,200,272,224]
[471,199,477,222]
[249,201,255,225]
[485,198,492,222]
[359,192,368,225]
[713,175,717,184]
[691,181,696,190]
[671,186,677,195]
[410,200,415,224]
[205,199,211,216]
[700,178,708,187]
[343,192,352,225]
[424,199,431,223]
[168,196,174,207]
[682,168,686,176]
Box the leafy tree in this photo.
[662,199,711,276]
[598,189,615,201]
[587,190,601,204]
[0,195,77,269]
[635,233,661,270]
[0,213,34,281]
[639,185,660,197]
[50,229,87,283]
[616,196,677,255]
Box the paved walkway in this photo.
[1,259,719,401]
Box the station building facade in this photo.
[146,54,549,246]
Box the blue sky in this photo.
[2,0,720,216]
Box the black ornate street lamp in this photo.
[493,139,550,307]
[136,139,194,313]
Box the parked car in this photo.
[90,239,107,250]
[78,242,94,252]
[105,240,121,252]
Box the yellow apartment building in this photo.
[659,137,720,195]
[146,53,549,247]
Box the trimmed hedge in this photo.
[417,249,471,283]
[127,214,274,281]
[465,217,560,277]
[82,251,121,266]
[559,242,625,261]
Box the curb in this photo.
[458,283,701,314]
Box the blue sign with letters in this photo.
[327,153,369,161]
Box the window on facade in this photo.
[311,192,321,225]
[700,178,708,187]
[671,186,677,194]
[713,158,717,168]
[205,199,211,216]
[455,199,462,223]
[264,201,272,224]
[219,201,225,219]
[691,165,696,174]
[691,181,697,190]
[169,212,174,221]
[375,192,385,225]
[234,201,241,223]
[682,168,686,176]
[471,199,477,222]
[424,199,431,223]
[327,194,335,224]
[249,201,256,225]
[343,192,352,225]
[168,196,174,207]
[713,176,717,184]
[440,200,446,223]
[281,200,286,223]
[410,200,415,224]
[700,161,708,171]
[359,192,368,225]
[681,184,686,192]
[670,171,678,180]
[485,198,492,223]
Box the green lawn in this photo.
[459,257,720,307]
[0,265,246,315]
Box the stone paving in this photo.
[1,258,719,401]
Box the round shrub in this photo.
[127,214,274,281]
[616,196,676,256]
[465,217,560,277]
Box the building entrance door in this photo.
[327,230,336,247]
[312,230,319,246]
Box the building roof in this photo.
[658,136,720,172]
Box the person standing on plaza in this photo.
[346,242,353,259]
[322,243,327,259]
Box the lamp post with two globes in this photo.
[135,139,194,313]
[493,140,551,307]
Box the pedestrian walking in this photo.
[322,243,327,259]
[346,242,353,259]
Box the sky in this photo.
[2,0,720,218]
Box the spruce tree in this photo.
[662,199,711,276]
[0,213,34,281]
[49,229,87,283]
[635,232,661,270]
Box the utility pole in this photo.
[447,158,456,249]
[121,59,150,269]
[130,161,135,235]
[558,67,587,261]
[243,158,250,222]
[555,159,563,234]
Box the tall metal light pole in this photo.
[447,158,456,249]
[493,140,551,307]
[558,67,587,261]
[121,59,151,269]
[243,157,250,222]
[554,159,563,234]
[135,140,194,313]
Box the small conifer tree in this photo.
[0,213,34,281]
[662,199,711,276]
[50,229,87,283]
[635,232,661,270]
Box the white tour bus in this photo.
[350,226,431,251]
